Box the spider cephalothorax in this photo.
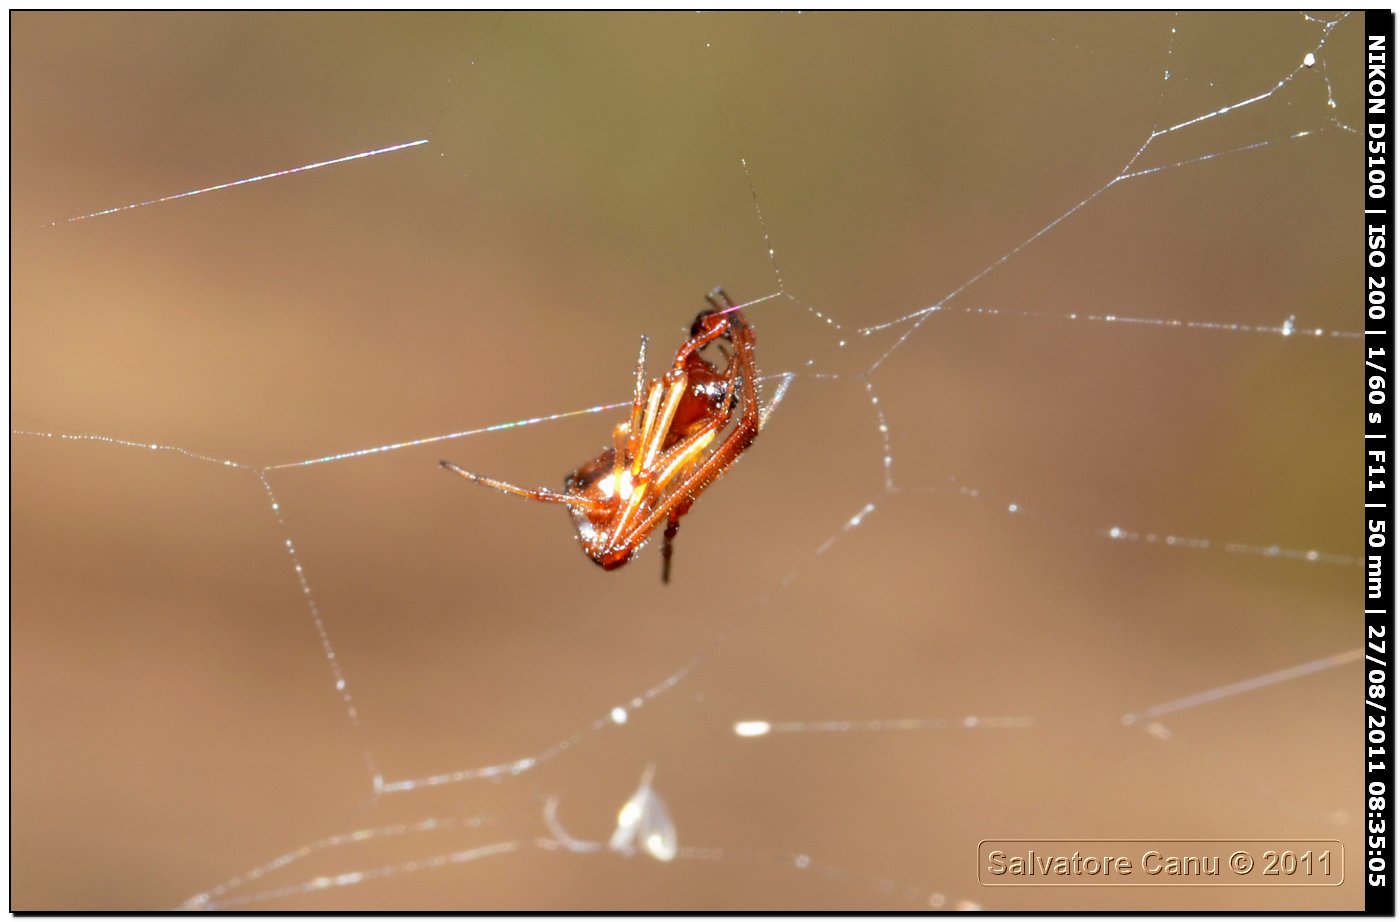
[442,288,759,582]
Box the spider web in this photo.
[11,12,1365,911]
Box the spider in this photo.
[441,288,759,583]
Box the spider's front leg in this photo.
[440,460,608,512]
[706,287,735,312]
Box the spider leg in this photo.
[626,336,649,462]
[440,460,609,512]
[619,317,726,536]
[706,287,735,311]
[634,335,648,400]
[616,418,719,581]
[661,515,679,584]
[616,311,759,552]
[670,318,728,373]
[631,378,665,477]
[651,423,715,582]
[614,317,728,546]
[650,423,720,493]
[611,421,630,469]
[627,311,730,483]
[610,416,722,560]
[660,500,693,584]
[639,371,689,472]
[614,369,691,544]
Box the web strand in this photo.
[42,139,429,227]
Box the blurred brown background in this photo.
[12,12,1361,910]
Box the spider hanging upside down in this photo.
[441,288,759,584]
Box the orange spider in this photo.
[441,288,759,583]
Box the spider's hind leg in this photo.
[661,518,677,584]
[660,511,681,584]
[659,496,695,584]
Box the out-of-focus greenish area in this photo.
[12,12,1361,910]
